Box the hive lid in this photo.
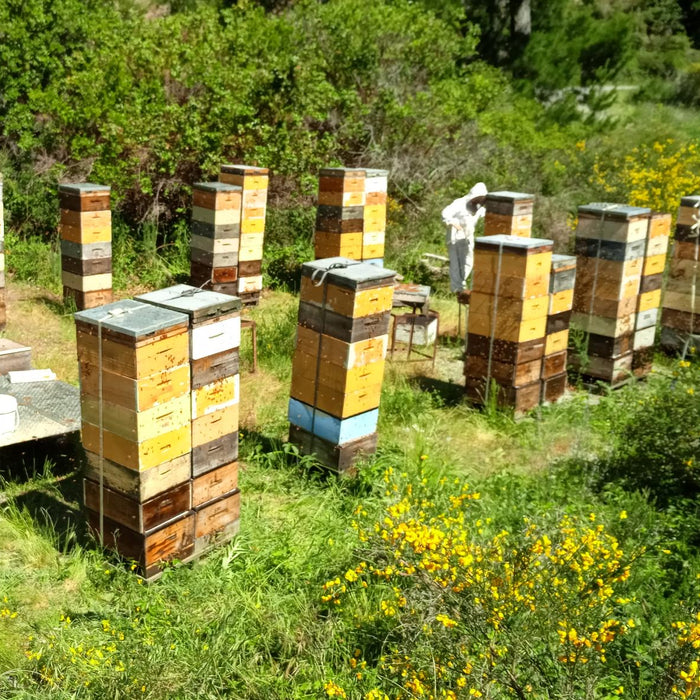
[319,167,366,178]
[136,285,241,320]
[680,195,700,208]
[474,234,553,255]
[578,203,651,220]
[301,257,395,289]
[220,164,269,176]
[74,299,188,338]
[193,182,242,193]
[364,169,389,178]
[486,191,535,202]
[58,183,110,195]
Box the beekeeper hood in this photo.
[466,181,488,207]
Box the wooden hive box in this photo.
[137,285,242,477]
[576,203,651,243]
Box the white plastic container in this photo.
[0,394,19,435]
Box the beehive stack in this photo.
[59,183,112,310]
[465,235,552,413]
[632,212,670,375]
[76,300,194,579]
[661,196,700,352]
[542,254,576,403]
[363,169,388,265]
[190,182,242,296]
[484,192,534,238]
[137,285,241,556]
[569,203,650,385]
[314,168,366,261]
[0,173,5,330]
[219,164,269,305]
[288,257,394,474]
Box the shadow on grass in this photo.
[1,434,89,551]
[36,294,76,317]
[408,374,465,408]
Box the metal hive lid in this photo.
[136,285,241,319]
[220,164,269,176]
[578,202,651,219]
[301,257,395,288]
[486,191,534,201]
[58,183,110,195]
[475,234,553,251]
[193,182,242,193]
[74,299,188,338]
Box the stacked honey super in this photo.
[362,169,388,265]
[465,235,553,413]
[77,300,194,578]
[190,182,241,295]
[633,212,670,374]
[0,174,5,330]
[542,254,577,403]
[570,204,651,385]
[76,291,241,579]
[220,165,269,305]
[314,168,366,261]
[661,196,700,352]
[59,184,113,310]
[137,285,241,555]
[484,192,534,237]
[288,258,394,474]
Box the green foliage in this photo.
[594,359,700,508]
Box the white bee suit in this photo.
[441,182,487,293]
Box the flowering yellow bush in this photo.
[322,469,645,698]
[591,139,700,217]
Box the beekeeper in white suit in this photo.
[441,182,488,293]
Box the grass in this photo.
[0,281,699,698]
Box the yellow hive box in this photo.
[295,326,388,369]
[81,393,190,443]
[548,289,574,315]
[577,255,642,281]
[467,311,547,343]
[82,422,191,471]
[484,213,532,237]
[192,403,240,446]
[545,329,569,355]
[290,375,382,419]
[300,276,393,318]
[220,173,269,191]
[362,244,385,259]
[292,349,386,393]
[318,175,365,193]
[474,249,551,279]
[240,217,265,235]
[637,289,661,313]
[643,254,667,276]
[75,327,188,380]
[79,363,190,412]
[470,292,549,322]
[314,231,363,260]
[191,374,240,419]
[472,272,549,300]
[59,222,111,245]
[60,209,111,229]
[366,191,387,206]
[648,212,672,238]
